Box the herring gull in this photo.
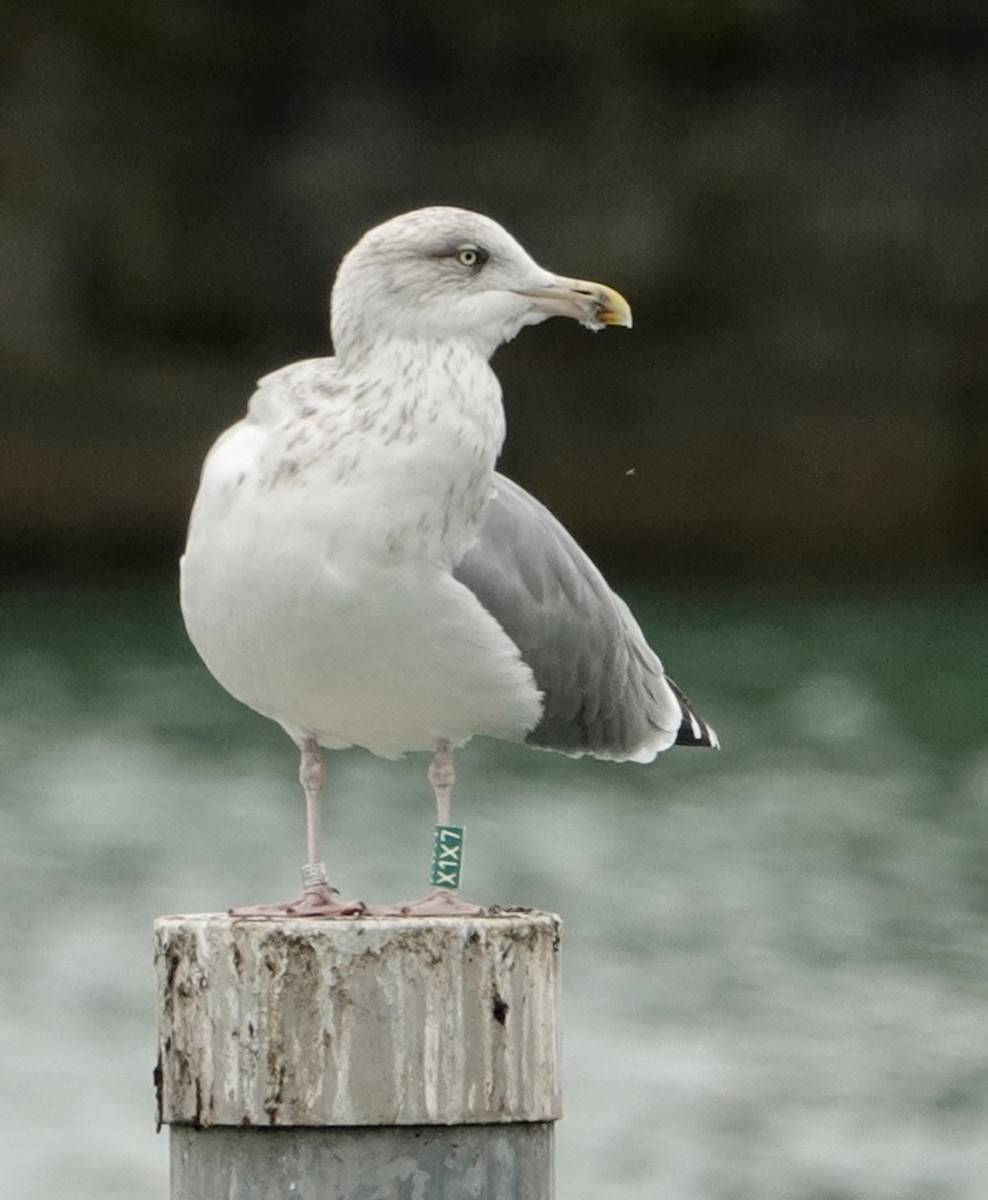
[180,206,718,917]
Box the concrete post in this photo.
[155,912,561,1199]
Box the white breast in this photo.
[180,352,543,757]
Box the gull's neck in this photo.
[346,335,506,445]
[337,329,499,372]
[338,335,507,564]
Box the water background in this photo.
[2,578,987,1199]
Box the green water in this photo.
[1,580,986,1199]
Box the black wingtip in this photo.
[667,676,720,749]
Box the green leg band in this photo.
[430,824,465,889]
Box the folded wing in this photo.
[453,473,718,762]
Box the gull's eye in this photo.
[454,245,488,270]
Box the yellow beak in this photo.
[516,277,633,331]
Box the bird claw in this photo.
[229,883,366,919]
[367,887,487,918]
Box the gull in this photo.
[180,206,718,917]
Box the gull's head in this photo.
[330,206,631,363]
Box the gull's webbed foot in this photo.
[230,883,366,919]
[368,887,487,918]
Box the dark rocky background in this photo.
[3,1,987,580]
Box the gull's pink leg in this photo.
[430,737,455,826]
[301,735,328,886]
[230,736,365,919]
[369,738,486,917]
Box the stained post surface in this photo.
[155,912,561,1199]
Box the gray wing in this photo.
[453,473,719,762]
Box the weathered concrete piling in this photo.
[155,912,562,1199]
